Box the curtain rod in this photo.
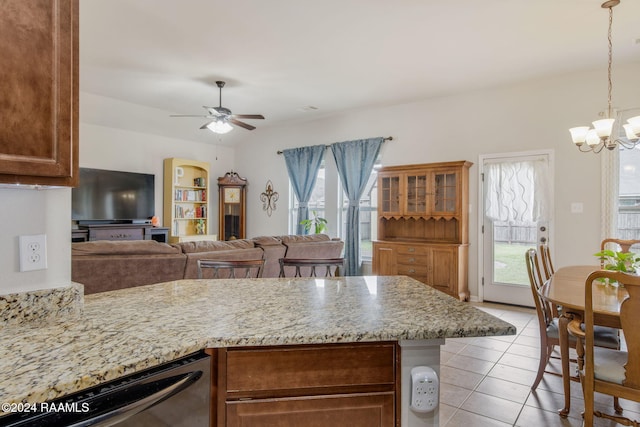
[277,136,393,155]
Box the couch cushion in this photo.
[251,235,284,246]
[278,234,331,243]
[73,254,187,294]
[175,239,255,254]
[72,240,181,256]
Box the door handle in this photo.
[68,370,203,427]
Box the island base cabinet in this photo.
[211,342,399,427]
[226,393,394,426]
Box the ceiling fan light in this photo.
[592,118,615,138]
[586,129,601,146]
[569,126,590,144]
[206,120,233,134]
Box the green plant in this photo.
[300,210,327,234]
[593,250,640,274]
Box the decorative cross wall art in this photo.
[260,180,279,217]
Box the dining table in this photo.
[540,265,628,417]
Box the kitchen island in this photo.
[0,276,515,426]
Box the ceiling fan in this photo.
[170,81,264,134]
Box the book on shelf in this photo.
[174,189,206,202]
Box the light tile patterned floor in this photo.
[440,302,640,426]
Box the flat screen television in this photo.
[72,168,155,224]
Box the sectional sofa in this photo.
[71,234,344,294]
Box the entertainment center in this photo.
[72,224,169,243]
[71,167,168,242]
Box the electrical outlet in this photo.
[19,234,47,272]
[410,366,439,413]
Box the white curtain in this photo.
[484,158,550,223]
[601,149,619,240]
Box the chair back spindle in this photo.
[278,258,345,278]
[197,259,265,279]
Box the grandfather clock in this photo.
[218,171,247,240]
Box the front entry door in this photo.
[480,151,553,306]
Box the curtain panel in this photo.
[282,145,326,235]
[484,158,550,224]
[330,137,383,276]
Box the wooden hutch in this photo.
[372,161,472,300]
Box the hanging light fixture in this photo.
[569,0,640,153]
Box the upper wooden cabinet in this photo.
[0,0,79,186]
[377,161,472,243]
[374,161,472,300]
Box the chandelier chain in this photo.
[569,0,640,153]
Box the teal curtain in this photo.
[330,137,383,275]
[282,145,325,234]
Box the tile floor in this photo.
[439,301,639,426]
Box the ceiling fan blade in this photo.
[199,121,214,130]
[233,114,264,120]
[170,114,210,118]
[229,118,256,130]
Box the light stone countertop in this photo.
[0,276,515,407]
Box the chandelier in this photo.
[569,0,640,153]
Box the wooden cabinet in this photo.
[374,161,472,300]
[0,0,79,186]
[74,224,169,243]
[373,241,468,299]
[211,342,399,427]
[163,158,214,243]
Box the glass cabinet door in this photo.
[379,175,401,215]
[432,171,458,214]
[405,173,428,214]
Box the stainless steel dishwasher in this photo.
[0,351,210,427]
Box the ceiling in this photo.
[80,0,640,145]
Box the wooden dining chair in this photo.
[568,270,640,427]
[538,242,555,281]
[525,249,620,392]
[197,259,265,279]
[278,258,345,278]
[600,238,640,254]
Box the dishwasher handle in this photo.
[70,370,203,427]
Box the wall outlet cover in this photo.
[19,234,47,272]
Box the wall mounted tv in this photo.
[72,168,155,224]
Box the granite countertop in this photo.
[0,276,515,407]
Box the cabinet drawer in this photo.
[396,245,429,256]
[225,343,396,397]
[396,254,427,266]
[226,392,395,427]
[90,228,144,241]
[397,264,428,276]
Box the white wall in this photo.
[2,64,638,297]
[236,62,640,299]
[0,188,71,294]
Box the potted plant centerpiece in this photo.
[593,249,640,285]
